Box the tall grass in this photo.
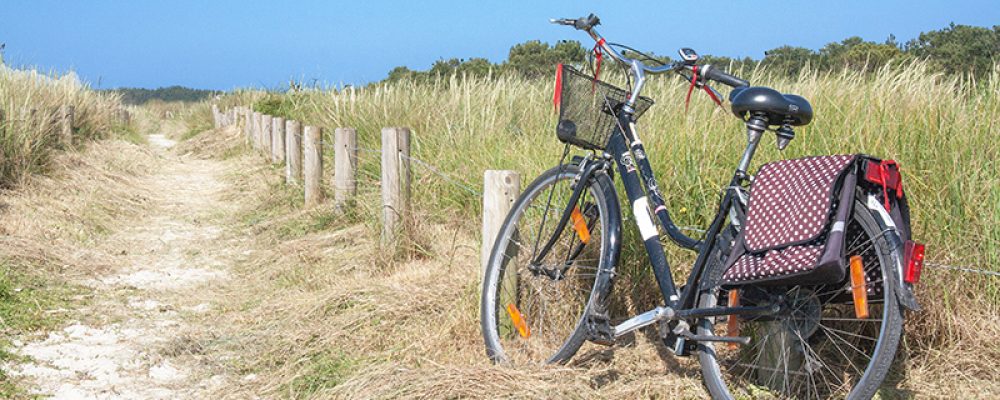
[213,61,999,394]
[0,64,132,187]
[228,61,997,270]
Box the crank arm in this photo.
[613,306,674,338]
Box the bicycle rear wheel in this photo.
[697,199,905,399]
[480,164,617,364]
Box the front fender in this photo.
[588,169,622,313]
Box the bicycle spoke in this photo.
[699,202,902,399]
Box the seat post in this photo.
[736,116,768,177]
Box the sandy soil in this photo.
[5,134,241,399]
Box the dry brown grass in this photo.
[170,107,1000,399]
[194,159,716,398]
[0,139,158,278]
[0,65,135,188]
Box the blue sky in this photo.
[2,1,997,90]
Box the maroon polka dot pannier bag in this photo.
[721,154,865,286]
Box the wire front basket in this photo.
[554,64,654,150]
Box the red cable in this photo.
[703,85,723,107]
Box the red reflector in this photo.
[903,240,925,284]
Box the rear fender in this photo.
[865,195,921,311]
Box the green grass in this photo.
[239,178,306,228]
[0,260,85,397]
[281,351,359,398]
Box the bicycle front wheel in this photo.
[480,164,617,365]
[697,199,906,399]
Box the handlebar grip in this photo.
[574,14,600,30]
[701,65,749,88]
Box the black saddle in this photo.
[729,86,813,126]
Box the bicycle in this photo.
[479,14,926,399]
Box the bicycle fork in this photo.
[527,155,608,269]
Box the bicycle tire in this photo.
[697,198,906,399]
[480,164,618,364]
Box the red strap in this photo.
[883,160,904,198]
[877,160,905,211]
[553,64,563,113]
[685,65,724,111]
[685,65,699,112]
[592,39,605,92]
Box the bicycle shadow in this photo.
[569,326,703,388]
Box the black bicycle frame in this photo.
[604,111,743,311]
[525,111,755,316]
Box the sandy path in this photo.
[6,134,237,399]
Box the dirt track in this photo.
[5,134,238,399]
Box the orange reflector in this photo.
[570,206,591,244]
[726,289,741,349]
[506,303,531,338]
[849,255,870,319]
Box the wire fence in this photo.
[351,146,482,196]
[924,262,1000,277]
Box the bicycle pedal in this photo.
[662,333,696,356]
[659,321,689,356]
[586,314,615,346]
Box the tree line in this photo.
[382,22,1000,82]
[107,86,220,105]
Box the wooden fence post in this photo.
[481,170,521,277]
[285,120,303,184]
[245,107,252,142]
[252,112,262,149]
[272,116,286,163]
[212,104,220,128]
[303,125,324,207]
[60,105,74,147]
[380,127,411,246]
[261,115,273,157]
[334,127,358,211]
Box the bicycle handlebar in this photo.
[551,14,750,88]
[551,14,673,76]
